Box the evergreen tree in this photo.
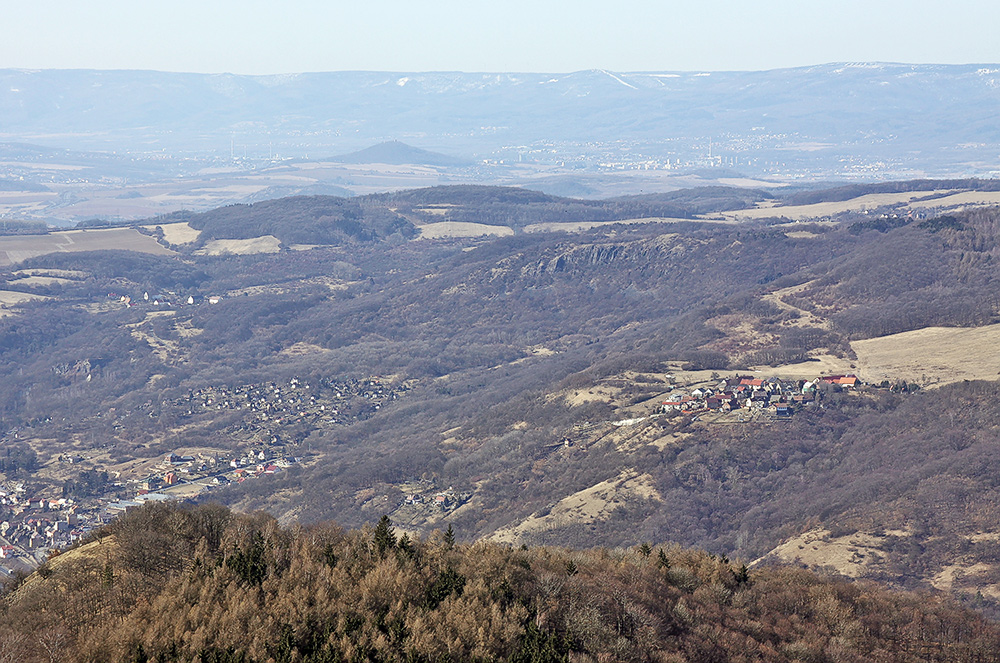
[734,563,752,586]
[102,560,114,588]
[373,515,396,557]
[398,533,416,560]
[657,549,671,570]
[444,524,456,550]
[322,543,338,568]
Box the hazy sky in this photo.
[4,0,1000,74]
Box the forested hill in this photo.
[155,184,776,244]
[167,195,416,245]
[4,503,1000,662]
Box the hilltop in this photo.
[331,140,472,167]
[4,503,1000,662]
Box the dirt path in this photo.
[762,280,828,328]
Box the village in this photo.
[171,375,406,431]
[660,373,865,419]
[0,373,411,580]
[0,439,305,580]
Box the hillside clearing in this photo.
[13,268,87,279]
[195,235,282,255]
[489,470,662,544]
[762,279,829,328]
[852,324,1000,387]
[0,228,175,266]
[141,221,201,245]
[0,290,49,306]
[758,527,903,578]
[417,222,513,238]
[752,353,856,379]
[7,275,74,286]
[933,562,1000,600]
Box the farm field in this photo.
[417,221,514,238]
[0,227,174,266]
[852,324,1000,387]
[720,190,956,220]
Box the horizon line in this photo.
[3,61,998,78]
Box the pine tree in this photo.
[657,549,671,570]
[322,543,338,568]
[443,524,456,550]
[102,560,115,588]
[397,533,415,559]
[734,563,752,586]
[373,515,396,557]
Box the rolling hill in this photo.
[2,181,1000,619]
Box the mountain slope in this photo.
[3,185,1000,614]
[5,503,1000,663]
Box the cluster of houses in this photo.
[173,376,406,431]
[2,511,80,553]
[108,291,222,308]
[402,487,471,512]
[0,492,102,576]
[135,447,300,496]
[661,374,861,417]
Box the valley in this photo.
[0,179,999,621]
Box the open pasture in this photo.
[0,227,174,266]
[852,324,1000,387]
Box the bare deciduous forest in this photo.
[5,503,1000,662]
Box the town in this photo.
[0,373,412,580]
[0,442,302,581]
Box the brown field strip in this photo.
[852,324,1000,387]
[0,228,174,266]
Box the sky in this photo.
[3,0,1000,74]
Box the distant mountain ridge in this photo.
[2,64,1000,176]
